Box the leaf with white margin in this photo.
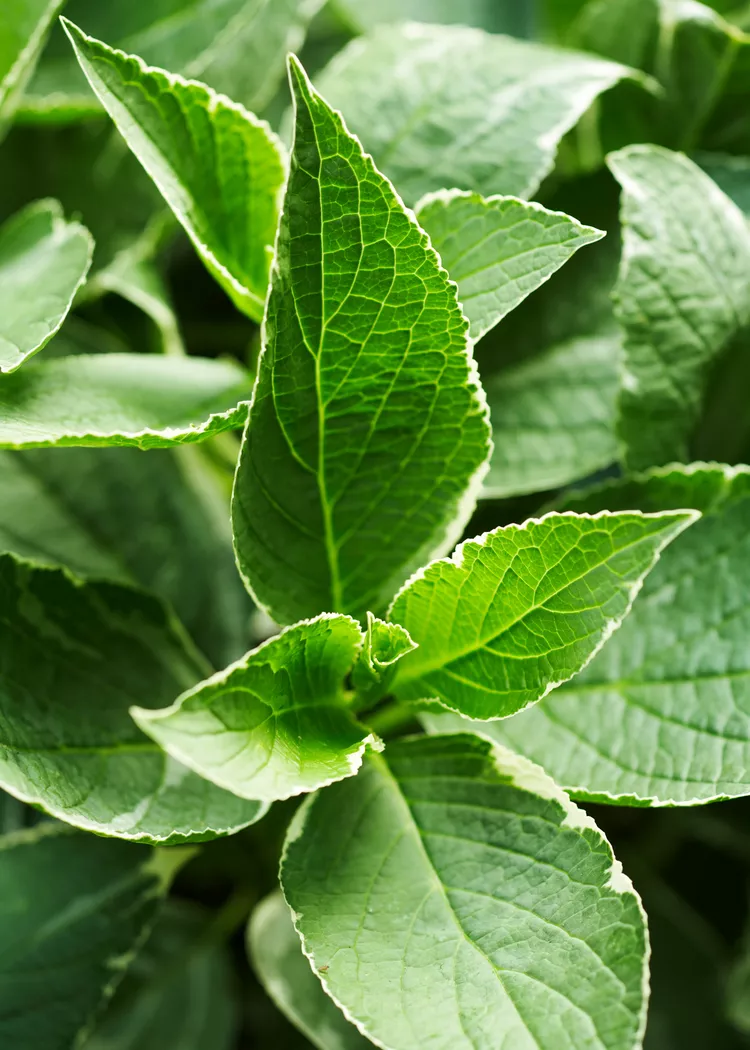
[314,22,651,206]
[0,0,63,135]
[281,733,649,1050]
[609,144,750,470]
[64,20,286,322]
[389,510,696,720]
[24,0,324,120]
[351,613,417,709]
[483,328,621,498]
[249,891,372,1050]
[232,58,490,626]
[440,463,750,806]
[0,199,93,372]
[133,614,381,803]
[0,552,266,842]
[0,353,253,449]
[415,190,604,341]
[0,822,191,1050]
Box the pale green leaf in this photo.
[133,614,380,803]
[84,901,239,1050]
[23,0,325,120]
[0,353,253,449]
[0,823,190,1050]
[64,21,286,322]
[332,0,531,34]
[0,199,93,373]
[610,144,750,470]
[351,613,417,709]
[232,58,491,625]
[483,329,621,498]
[415,190,605,341]
[281,733,649,1050]
[0,445,253,668]
[0,553,266,841]
[314,23,649,205]
[389,510,696,720]
[249,892,372,1050]
[447,464,750,805]
[0,0,63,135]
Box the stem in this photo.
[367,701,421,739]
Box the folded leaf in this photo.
[351,613,417,709]
[24,0,324,120]
[84,901,240,1050]
[453,464,750,805]
[64,20,286,321]
[0,823,189,1050]
[281,734,649,1050]
[248,891,372,1050]
[314,23,649,205]
[133,614,379,803]
[233,58,491,625]
[389,509,696,719]
[0,353,252,449]
[415,190,604,341]
[0,446,253,667]
[483,329,621,498]
[0,0,63,136]
[0,553,266,841]
[610,144,750,470]
[0,199,93,372]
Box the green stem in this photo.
[367,701,421,739]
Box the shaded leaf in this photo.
[483,328,621,498]
[134,614,380,803]
[65,20,286,321]
[233,58,490,625]
[0,445,253,667]
[84,901,239,1050]
[0,199,92,373]
[0,553,266,841]
[0,353,252,449]
[281,733,649,1050]
[0,0,63,136]
[0,823,189,1050]
[389,510,696,719]
[610,144,750,470]
[314,22,649,205]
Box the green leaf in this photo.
[610,144,750,470]
[0,199,93,373]
[697,151,750,215]
[332,0,533,35]
[0,823,190,1050]
[64,20,286,322]
[83,901,239,1050]
[249,891,372,1050]
[281,733,649,1050]
[0,552,266,841]
[232,57,491,625]
[23,0,324,120]
[415,190,604,342]
[564,0,658,67]
[446,464,750,806]
[0,353,253,449]
[389,509,696,720]
[133,614,380,803]
[0,445,252,667]
[351,613,417,709]
[0,0,63,136]
[314,23,649,205]
[483,328,621,498]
